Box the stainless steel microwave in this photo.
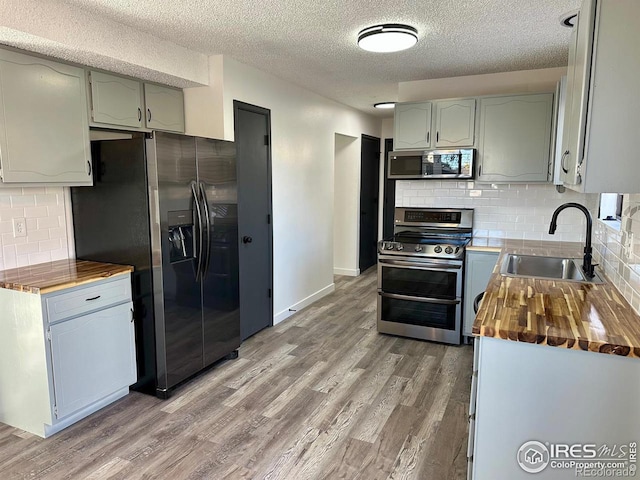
[387,149,475,180]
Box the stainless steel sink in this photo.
[500,254,604,283]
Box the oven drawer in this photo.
[378,292,460,329]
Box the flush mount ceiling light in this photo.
[358,24,418,53]
[374,102,396,109]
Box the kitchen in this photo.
[1,0,640,479]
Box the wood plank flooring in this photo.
[0,268,473,480]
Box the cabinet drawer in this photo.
[45,276,131,324]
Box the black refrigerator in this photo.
[71,131,240,398]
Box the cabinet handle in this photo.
[436,131,439,143]
[85,295,101,301]
[138,107,142,122]
[87,161,92,176]
[426,131,430,144]
[131,308,134,323]
[147,108,152,123]
[561,150,569,173]
[479,164,482,177]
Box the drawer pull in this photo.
[85,295,101,302]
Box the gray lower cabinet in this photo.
[0,274,136,437]
[463,250,499,337]
[477,93,554,183]
[144,83,185,133]
[88,71,143,129]
[0,48,92,186]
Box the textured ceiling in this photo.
[61,0,580,117]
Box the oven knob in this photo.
[385,243,393,250]
[445,246,454,254]
[396,244,404,251]
[434,245,442,253]
[414,245,423,252]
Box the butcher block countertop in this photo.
[472,239,640,358]
[0,259,133,295]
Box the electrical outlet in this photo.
[12,217,26,238]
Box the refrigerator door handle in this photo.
[199,182,212,280]
[191,182,204,281]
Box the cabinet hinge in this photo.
[53,405,58,417]
[0,169,3,180]
[46,330,52,341]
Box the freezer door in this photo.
[196,137,241,367]
[148,132,204,392]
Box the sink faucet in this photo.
[548,202,595,278]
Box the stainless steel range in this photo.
[377,207,473,345]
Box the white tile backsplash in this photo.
[0,187,70,271]
[396,181,599,242]
[594,194,640,315]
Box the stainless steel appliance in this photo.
[377,207,473,344]
[71,131,240,398]
[387,149,475,179]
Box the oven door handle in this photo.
[379,259,462,270]
[378,292,461,305]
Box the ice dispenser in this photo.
[167,210,194,263]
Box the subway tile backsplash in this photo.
[593,194,640,315]
[396,181,599,242]
[0,187,70,271]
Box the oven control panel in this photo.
[378,241,464,259]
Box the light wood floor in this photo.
[0,268,473,480]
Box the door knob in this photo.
[242,236,253,244]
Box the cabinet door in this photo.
[393,102,432,149]
[89,71,143,128]
[0,49,92,185]
[463,251,498,337]
[434,99,476,147]
[49,302,136,419]
[561,0,596,190]
[144,83,185,133]
[477,94,553,183]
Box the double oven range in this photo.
[377,207,473,345]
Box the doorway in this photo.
[234,101,274,341]
[359,134,381,272]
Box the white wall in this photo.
[333,134,360,276]
[0,187,71,271]
[398,67,567,101]
[186,57,381,324]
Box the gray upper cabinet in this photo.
[89,71,143,129]
[477,93,554,183]
[560,0,640,193]
[144,83,185,133]
[394,102,432,149]
[434,99,476,148]
[0,49,92,185]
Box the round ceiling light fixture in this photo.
[358,24,418,53]
[374,102,396,109]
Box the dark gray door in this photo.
[234,101,273,340]
[382,138,395,240]
[359,134,381,272]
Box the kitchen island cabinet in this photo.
[468,240,640,479]
[0,260,136,437]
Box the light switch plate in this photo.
[12,217,26,238]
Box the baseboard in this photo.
[333,268,360,276]
[274,283,336,325]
